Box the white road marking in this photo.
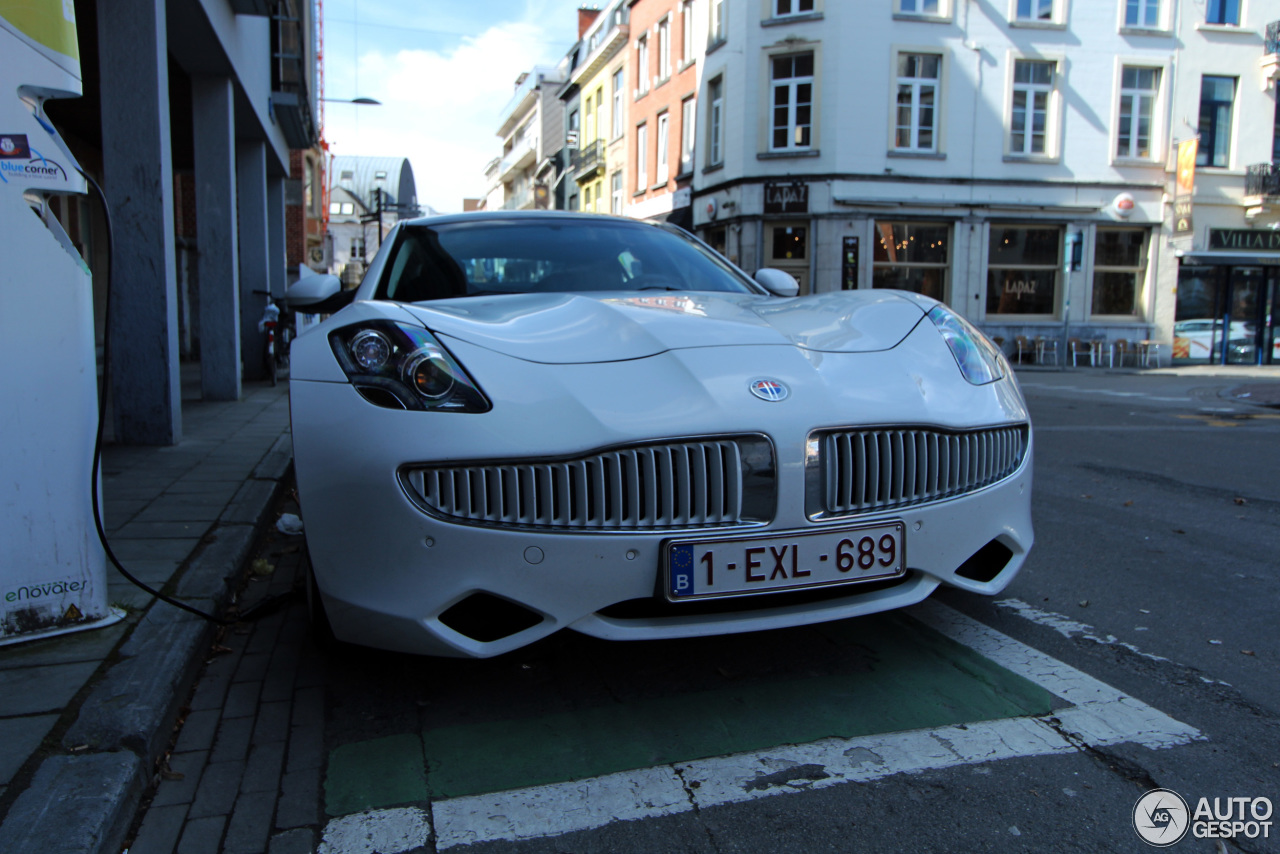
[994,597,1169,662]
[1017,382,1192,403]
[317,807,432,854]
[319,601,1203,852]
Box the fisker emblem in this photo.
[749,379,789,402]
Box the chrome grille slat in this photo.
[404,438,766,531]
[817,425,1027,518]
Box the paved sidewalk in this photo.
[0,376,292,854]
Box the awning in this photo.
[1176,251,1280,267]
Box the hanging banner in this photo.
[1173,138,1197,239]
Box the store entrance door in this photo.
[1224,267,1278,366]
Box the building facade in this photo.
[494,67,567,211]
[625,0,703,226]
[565,2,630,215]
[688,0,1280,363]
[41,0,319,442]
[327,155,419,285]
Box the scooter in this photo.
[254,290,290,386]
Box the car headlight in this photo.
[329,321,491,412]
[927,305,1005,385]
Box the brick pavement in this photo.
[125,491,329,854]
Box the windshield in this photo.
[374,218,762,302]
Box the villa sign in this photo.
[1208,230,1280,251]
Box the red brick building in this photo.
[287,147,327,276]
[625,0,701,227]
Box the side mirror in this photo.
[755,267,800,298]
[284,273,355,314]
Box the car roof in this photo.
[397,210,662,229]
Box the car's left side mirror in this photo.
[284,273,355,314]
[754,267,801,297]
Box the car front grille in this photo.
[808,424,1028,519]
[401,436,775,531]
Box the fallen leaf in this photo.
[1078,600,1089,607]
[1123,500,1134,507]
[1081,494,1094,499]
[1172,528,1186,534]
[250,558,274,576]
[1233,497,1247,505]
[1241,650,1255,656]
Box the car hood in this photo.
[395,290,927,365]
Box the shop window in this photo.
[986,225,1061,315]
[1091,228,1147,316]
[872,221,949,301]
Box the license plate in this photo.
[665,522,906,601]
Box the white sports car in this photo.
[289,212,1033,657]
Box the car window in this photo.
[376,219,761,302]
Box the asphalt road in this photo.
[128,368,1280,854]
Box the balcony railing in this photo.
[572,140,606,177]
[1245,163,1280,199]
[1266,20,1280,55]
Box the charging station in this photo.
[1,2,123,643]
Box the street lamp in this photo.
[323,97,381,105]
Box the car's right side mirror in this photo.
[754,267,801,297]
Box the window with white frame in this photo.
[636,123,649,190]
[681,0,695,64]
[611,171,623,213]
[1205,0,1239,25]
[897,0,942,16]
[1092,228,1147,316]
[1010,59,1055,155]
[1014,0,1053,22]
[611,70,623,138]
[710,0,725,43]
[1116,66,1160,159]
[1197,76,1235,168]
[770,52,814,151]
[680,96,696,174]
[584,91,596,141]
[657,17,671,83]
[894,52,941,152]
[637,35,650,95]
[774,0,815,16]
[1124,0,1160,28]
[708,76,724,166]
[657,112,670,183]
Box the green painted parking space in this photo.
[324,612,1058,816]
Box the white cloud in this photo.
[324,13,575,214]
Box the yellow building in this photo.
[566,3,629,213]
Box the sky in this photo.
[321,0,592,214]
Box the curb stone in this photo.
[0,752,145,854]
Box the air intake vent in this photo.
[402,436,775,531]
[808,425,1028,519]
